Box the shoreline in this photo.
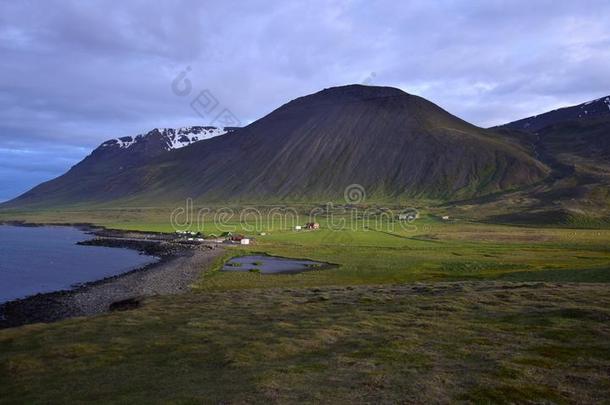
[0,224,225,329]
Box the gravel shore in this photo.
[0,233,225,329]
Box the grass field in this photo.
[1,207,610,402]
[2,283,610,403]
[196,218,610,291]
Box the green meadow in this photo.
[197,218,610,291]
[1,207,610,402]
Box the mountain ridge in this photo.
[500,95,610,133]
[99,126,234,152]
[3,84,549,208]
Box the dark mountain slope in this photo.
[502,95,610,133]
[78,126,231,174]
[4,85,549,208]
[500,95,610,174]
[6,127,235,207]
[113,85,549,203]
[447,96,610,225]
[533,118,610,169]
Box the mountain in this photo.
[4,126,237,208]
[82,127,235,173]
[454,95,610,225]
[85,126,236,171]
[502,95,610,133]
[500,95,610,171]
[3,85,549,208]
[101,126,233,154]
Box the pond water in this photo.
[222,255,327,274]
[0,225,158,303]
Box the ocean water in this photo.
[0,225,158,303]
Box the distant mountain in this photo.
[70,127,233,176]
[4,126,237,207]
[500,95,610,168]
[100,126,232,153]
[463,95,610,225]
[3,85,549,208]
[502,95,610,133]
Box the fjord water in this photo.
[0,225,158,303]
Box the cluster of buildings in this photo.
[175,230,251,244]
[294,222,320,231]
[227,234,251,245]
[175,222,326,246]
[175,215,453,245]
[175,230,205,242]
[397,213,418,221]
[396,213,450,221]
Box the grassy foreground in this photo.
[1,208,610,402]
[2,283,610,403]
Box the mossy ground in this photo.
[1,283,610,403]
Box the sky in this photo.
[1,0,610,202]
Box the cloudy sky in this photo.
[1,0,609,201]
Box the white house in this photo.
[295,225,302,230]
[442,215,450,220]
[240,238,250,245]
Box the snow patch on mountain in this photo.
[162,127,228,150]
[116,137,137,148]
[501,94,610,132]
[578,95,610,117]
[100,136,138,149]
[100,126,232,150]
[580,96,610,108]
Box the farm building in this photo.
[305,222,320,230]
[176,230,202,239]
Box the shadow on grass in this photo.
[499,267,610,283]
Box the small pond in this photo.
[222,255,328,274]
